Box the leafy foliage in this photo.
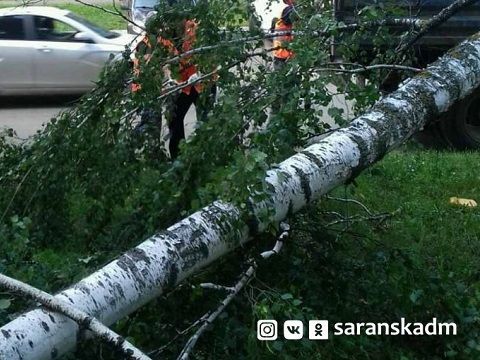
[1,0,479,359]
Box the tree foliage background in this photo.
[0,0,479,359]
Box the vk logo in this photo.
[283,320,304,340]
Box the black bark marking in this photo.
[115,283,125,300]
[91,296,99,308]
[301,150,325,170]
[342,131,372,184]
[1,329,11,339]
[125,248,150,265]
[14,347,24,360]
[291,165,311,204]
[117,253,147,289]
[73,283,91,296]
[161,231,179,245]
[48,314,56,323]
[41,321,50,332]
[164,259,179,289]
[28,340,34,348]
[178,241,211,271]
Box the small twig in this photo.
[176,222,290,360]
[314,63,422,75]
[325,195,374,216]
[0,167,33,225]
[198,283,235,292]
[0,274,151,360]
[324,209,400,227]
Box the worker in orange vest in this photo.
[272,0,298,70]
[132,2,216,160]
[270,0,302,116]
[164,15,217,159]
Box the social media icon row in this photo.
[257,320,329,341]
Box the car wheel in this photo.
[415,87,480,150]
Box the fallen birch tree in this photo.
[2,27,480,360]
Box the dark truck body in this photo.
[333,0,480,150]
[335,0,480,47]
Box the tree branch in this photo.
[314,63,423,75]
[397,0,480,55]
[176,223,290,360]
[0,274,151,360]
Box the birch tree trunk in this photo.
[2,33,480,360]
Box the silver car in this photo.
[121,0,160,34]
[0,6,136,96]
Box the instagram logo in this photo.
[257,320,278,340]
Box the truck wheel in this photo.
[415,87,480,150]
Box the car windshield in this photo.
[66,13,120,39]
[134,0,160,8]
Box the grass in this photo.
[346,146,480,277]
[56,3,126,30]
[314,145,480,295]
[0,2,127,30]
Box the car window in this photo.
[33,16,79,41]
[0,15,26,40]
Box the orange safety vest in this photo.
[177,19,204,95]
[132,20,203,95]
[272,7,295,61]
[132,35,154,93]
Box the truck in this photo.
[333,0,480,150]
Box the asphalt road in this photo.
[0,96,72,140]
[0,95,198,141]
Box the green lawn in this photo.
[57,3,127,30]
[0,2,127,30]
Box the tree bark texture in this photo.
[2,32,480,360]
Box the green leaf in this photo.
[292,299,303,306]
[0,299,11,310]
[281,293,294,300]
[409,289,423,304]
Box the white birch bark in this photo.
[2,33,480,360]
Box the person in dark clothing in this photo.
[167,84,216,159]
[133,2,217,160]
[272,0,298,69]
[162,16,217,159]
[271,0,304,115]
